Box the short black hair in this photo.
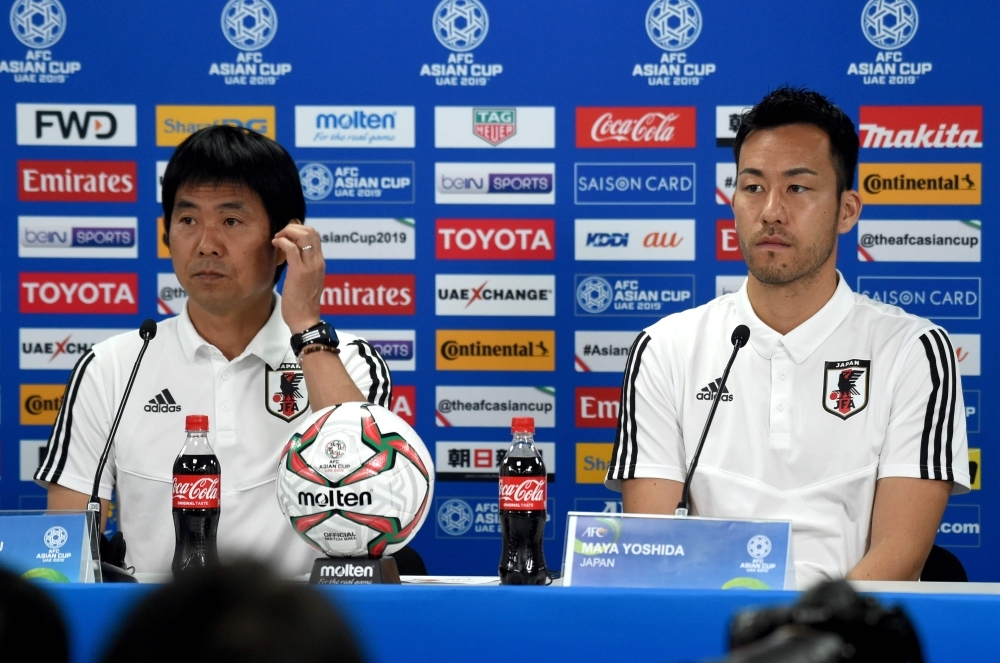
[733,86,860,194]
[161,125,305,284]
[0,566,69,663]
[101,561,366,663]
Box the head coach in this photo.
[605,87,969,588]
[34,126,392,575]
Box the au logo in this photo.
[265,363,308,422]
[823,359,871,420]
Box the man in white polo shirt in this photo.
[35,126,391,575]
[606,87,969,588]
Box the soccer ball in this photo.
[276,403,434,558]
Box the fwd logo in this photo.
[696,378,733,402]
[586,232,628,247]
[17,104,137,146]
[145,389,181,413]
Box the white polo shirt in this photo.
[35,295,391,576]
[605,275,969,588]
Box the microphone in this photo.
[87,319,157,581]
[675,324,750,517]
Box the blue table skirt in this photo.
[44,584,1000,663]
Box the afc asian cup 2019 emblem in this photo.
[577,277,614,314]
[433,0,489,52]
[747,535,772,560]
[823,359,871,420]
[861,0,918,50]
[9,0,65,49]
[645,0,702,52]
[221,0,278,52]
[43,525,68,550]
[438,499,474,536]
[299,163,334,201]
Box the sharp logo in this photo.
[145,389,181,413]
[17,104,137,146]
[298,489,372,508]
[696,378,733,402]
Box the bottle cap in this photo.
[511,417,535,434]
[185,414,209,432]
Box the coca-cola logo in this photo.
[500,477,546,507]
[590,111,680,144]
[173,476,220,503]
[576,107,696,148]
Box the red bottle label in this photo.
[499,476,546,511]
[172,475,220,508]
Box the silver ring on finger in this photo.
[301,245,313,251]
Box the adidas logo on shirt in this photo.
[696,378,733,402]
[144,388,181,413]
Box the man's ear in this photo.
[838,190,863,235]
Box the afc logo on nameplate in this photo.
[421,0,502,86]
[210,0,292,85]
[3,0,81,83]
[633,0,716,86]
[848,0,931,85]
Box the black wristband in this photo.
[290,321,340,357]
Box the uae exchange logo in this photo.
[861,0,918,50]
[433,0,489,52]
[9,0,65,48]
[577,277,614,314]
[299,163,334,201]
[438,499,474,536]
[221,0,278,51]
[645,0,702,52]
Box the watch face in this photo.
[292,322,338,355]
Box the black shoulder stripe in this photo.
[38,350,95,483]
[350,339,392,407]
[937,330,958,482]
[917,334,939,481]
[608,332,651,482]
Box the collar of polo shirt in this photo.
[737,271,855,363]
[177,292,290,368]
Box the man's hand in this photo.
[272,221,324,334]
[847,477,951,581]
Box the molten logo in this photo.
[172,475,221,508]
[499,476,546,510]
[576,107,696,148]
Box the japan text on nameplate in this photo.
[0,512,95,583]
[562,512,794,590]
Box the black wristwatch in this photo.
[290,321,340,357]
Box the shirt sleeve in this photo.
[604,331,687,492]
[879,327,970,494]
[34,350,117,500]
[341,338,393,408]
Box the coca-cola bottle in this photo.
[498,416,547,585]
[172,414,221,573]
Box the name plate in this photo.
[310,556,401,585]
[562,512,794,590]
[0,512,95,583]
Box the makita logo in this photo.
[859,106,983,149]
[436,219,555,260]
[320,563,374,579]
[145,389,181,413]
[696,378,733,402]
[18,160,136,202]
[587,232,628,247]
[20,273,138,314]
[576,107,697,148]
[298,489,372,508]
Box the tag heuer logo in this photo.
[265,363,308,422]
[823,359,871,420]
[473,108,516,146]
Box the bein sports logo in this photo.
[299,163,333,201]
[861,0,918,50]
[10,0,65,49]
[645,0,702,52]
[438,498,474,536]
[221,0,277,51]
[433,0,488,52]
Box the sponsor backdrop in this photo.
[1,0,995,578]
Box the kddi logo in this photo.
[4,0,81,83]
[633,0,717,87]
[848,0,931,85]
[210,0,291,85]
[298,489,373,508]
[420,0,502,86]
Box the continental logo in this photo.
[157,217,170,258]
[576,443,613,484]
[436,330,555,371]
[155,105,275,146]
[970,448,980,491]
[21,384,65,425]
[859,163,981,205]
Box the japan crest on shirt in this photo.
[265,362,308,422]
[823,359,871,420]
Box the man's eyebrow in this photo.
[174,198,199,210]
[783,167,819,177]
[738,167,764,177]
[215,200,248,211]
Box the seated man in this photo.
[35,126,392,575]
[605,87,969,587]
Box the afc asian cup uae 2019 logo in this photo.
[221,0,278,51]
[299,163,334,201]
[433,0,489,52]
[577,277,614,314]
[747,535,772,560]
[645,0,702,52]
[44,525,69,550]
[438,499,474,536]
[861,0,918,50]
[9,0,65,49]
